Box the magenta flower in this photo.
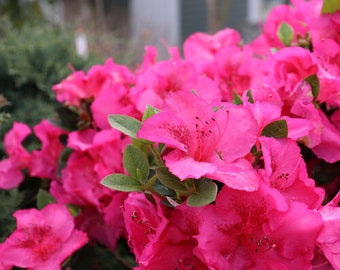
[28,120,67,179]
[259,136,325,208]
[0,204,87,270]
[0,122,31,189]
[195,183,323,269]
[123,192,169,262]
[316,191,340,270]
[131,51,221,113]
[123,193,208,269]
[183,28,241,61]
[53,58,135,107]
[138,91,259,191]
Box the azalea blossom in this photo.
[195,183,323,269]
[0,122,31,189]
[138,91,259,190]
[28,120,68,180]
[0,204,87,270]
[123,192,208,269]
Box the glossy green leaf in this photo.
[261,120,288,139]
[187,181,218,207]
[155,167,188,192]
[101,174,143,192]
[142,105,160,121]
[321,0,340,14]
[37,189,56,210]
[305,74,320,100]
[108,114,142,139]
[277,22,294,46]
[123,145,149,180]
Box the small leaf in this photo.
[246,90,254,103]
[155,167,188,192]
[101,174,143,192]
[321,0,340,14]
[305,74,320,100]
[142,105,160,121]
[66,204,81,217]
[153,179,176,197]
[108,114,142,139]
[37,189,56,210]
[261,120,288,139]
[277,22,294,46]
[187,181,218,207]
[123,145,149,180]
[232,91,243,105]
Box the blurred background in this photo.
[0,0,288,154]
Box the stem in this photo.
[149,145,165,167]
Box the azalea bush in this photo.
[1,0,340,269]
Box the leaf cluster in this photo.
[102,112,218,207]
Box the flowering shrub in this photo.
[1,0,340,269]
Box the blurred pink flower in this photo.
[0,122,31,189]
[28,120,67,179]
[0,204,87,270]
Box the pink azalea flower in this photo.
[311,8,340,78]
[254,3,310,51]
[195,183,323,269]
[54,150,121,210]
[183,28,241,61]
[131,55,221,113]
[28,120,67,179]
[271,47,318,96]
[75,195,127,252]
[123,193,207,269]
[52,70,86,106]
[91,83,140,130]
[214,45,256,101]
[123,192,169,262]
[138,91,259,190]
[259,136,324,208]
[53,58,135,107]
[0,204,87,270]
[0,122,31,189]
[317,68,340,108]
[311,112,340,163]
[67,128,126,178]
[316,191,340,270]
[243,99,313,140]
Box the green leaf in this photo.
[36,189,56,210]
[155,167,188,192]
[142,105,160,121]
[277,22,294,46]
[108,114,142,139]
[246,90,254,103]
[66,204,81,217]
[321,0,340,14]
[305,74,320,101]
[261,120,288,139]
[187,181,218,207]
[123,145,150,180]
[232,91,243,105]
[101,173,143,192]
